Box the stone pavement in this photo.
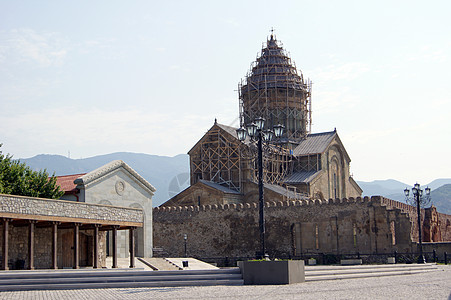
[0,265,449,300]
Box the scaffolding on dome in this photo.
[239,34,312,142]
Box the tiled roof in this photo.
[293,131,336,156]
[199,180,241,195]
[283,170,321,184]
[55,173,86,193]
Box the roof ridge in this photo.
[74,160,156,193]
[307,130,336,137]
[55,173,87,179]
[216,123,238,130]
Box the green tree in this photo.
[0,144,64,199]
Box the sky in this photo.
[1,0,450,185]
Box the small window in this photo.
[315,225,319,250]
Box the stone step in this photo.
[138,257,179,271]
[0,279,245,291]
[0,267,240,279]
[306,268,438,282]
[0,268,243,291]
[305,263,437,272]
[306,265,437,277]
[0,273,243,286]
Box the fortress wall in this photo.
[438,212,451,241]
[153,196,414,258]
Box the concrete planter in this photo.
[340,259,362,265]
[238,260,305,285]
[308,258,317,265]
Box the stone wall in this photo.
[438,213,451,241]
[379,198,451,243]
[422,242,451,260]
[0,194,144,225]
[162,182,230,207]
[153,196,418,259]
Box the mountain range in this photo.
[19,152,451,212]
[356,179,451,214]
[20,152,190,207]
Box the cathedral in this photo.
[154,33,450,262]
[162,34,362,207]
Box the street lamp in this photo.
[236,118,284,259]
[404,183,431,264]
[183,234,187,257]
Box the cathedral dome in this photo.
[244,35,306,90]
[239,34,312,140]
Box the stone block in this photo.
[340,259,362,265]
[387,257,396,264]
[238,260,305,285]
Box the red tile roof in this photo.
[55,174,86,193]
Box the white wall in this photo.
[83,168,153,257]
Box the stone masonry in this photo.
[153,196,451,259]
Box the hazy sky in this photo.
[1,0,450,184]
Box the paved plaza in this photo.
[0,265,450,300]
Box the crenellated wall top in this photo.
[153,196,382,214]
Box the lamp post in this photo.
[183,234,187,257]
[404,183,431,264]
[236,118,284,259]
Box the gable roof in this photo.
[55,173,86,193]
[263,183,308,200]
[74,160,156,194]
[293,131,336,156]
[198,180,241,194]
[283,170,322,184]
[188,121,250,155]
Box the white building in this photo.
[56,160,156,258]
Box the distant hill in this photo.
[430,184,451,215]
[19,153,451,212]
[20,153,190,207]
[357,179,451,214]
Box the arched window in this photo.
[334,173,337,199]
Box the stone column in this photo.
[52,222,60,269]
[93,225,101,269]
[73,223,80,269]
[28,220,37,270]
[129,227,136,268]
[112,226,118,268]
[2,219,10,270]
